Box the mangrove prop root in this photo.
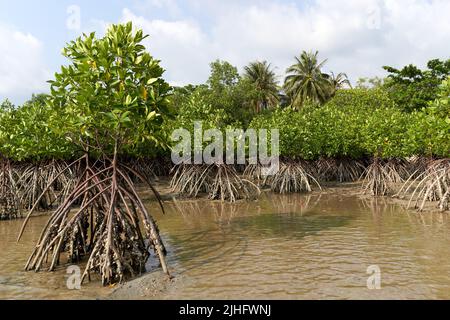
[19,155,169,285]
[362,158,391,196]
[243,163,266,186]
[396,159,450,212]
[15,160,77,211]
[208,164,260,202]
[316,158,366,183]
[171,164,260,202]
[268,160,322,194]
[0,158,20,220]
[170,164,211,198]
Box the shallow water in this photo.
[1,191,450,299]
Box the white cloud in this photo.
[121,0,450,85]
[121,8,211,86]
[0,24,50,102]
[3,0,448,103]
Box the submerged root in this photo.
[18,155,169,285]
[268,160,321,194]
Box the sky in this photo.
[0,0,449,104]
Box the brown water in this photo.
[1,191,450,300]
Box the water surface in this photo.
[0,191,449,299]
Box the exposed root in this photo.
[18,154,169,285]
[129,157,173,182]
[170,164,211,198]
[243,163,266,186]
[396,159,450,212]
[362,158,391,196]
[15,160,77,211]
[171,164,260,202]
[406,156,433,179]
[150,157,173,177]
[316,158,366,182]
[267,160,321,194]
[128,158,158,182]
[0,159,20,220]
[208,164,260,202]
[382,159,410,183]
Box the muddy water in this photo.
[1,191,450,299]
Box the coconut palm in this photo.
[284,51,332,108]
[244,61,280,112]
[329,72,352,96]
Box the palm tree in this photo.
[329,72,352,96]
[244,61,280,113]
[284,51,331,108]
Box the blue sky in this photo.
[1,0,449,104]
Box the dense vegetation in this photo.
[0,23,448,285]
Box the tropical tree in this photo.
[19,23,172,285]
[328,72,351,96]
[284,51,332,108]
[243,61,279,112]
[383,58,450,112]
[207,60,240,92]
[0,99,15,112]
[201,60,256,127]
[432,76,450,117]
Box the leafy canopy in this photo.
[48,22,172,156]
[243,61,280,112]
[383,58,450,112]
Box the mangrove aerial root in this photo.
[0,158,20,220]
[18,154,169,286]
[382,159,411,183]
[396,159,450,212]
[171,164,260,202]
[316,158,366,182]
[15,160,77,211]
[268,160,322,194]
[128,158,158,182]
[170,164,211,198]
[243,162,276,187]
[208,164,260,202]
[362,157,392,196]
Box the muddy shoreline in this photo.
[109,271,183,300]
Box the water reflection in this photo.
[158,193,450,299]
[0,191,450,299]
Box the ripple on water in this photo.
[0,192,450,299]
[159,194,450,299]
